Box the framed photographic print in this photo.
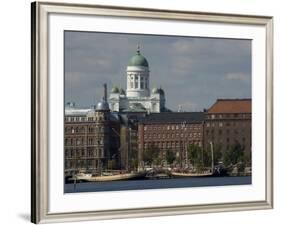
[31,1,273,224]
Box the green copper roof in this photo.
[151,87,159,94]
[151,87,165,95]
[111,86,119,93]
[128,49,149,67]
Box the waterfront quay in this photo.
[65,176,252,193]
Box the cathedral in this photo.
[109,46,168,113]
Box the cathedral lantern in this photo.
[126,46,150,98]
[108,45,167,113]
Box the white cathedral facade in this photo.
[109,47,167,113]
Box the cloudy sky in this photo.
[64,31,251,111]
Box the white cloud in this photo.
[177,101,199,112]
[225,73,250,82]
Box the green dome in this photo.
[151,87,159,94]
[151,87,165,95]
[128,50,149,67]
[111,86,119,93]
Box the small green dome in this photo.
[128,49,149,67]
[151,87,165,95]
[151,87,159,94]
[111,86,119,93]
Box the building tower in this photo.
[109,45,167,113]
[126,45,150,98]
[94,84,110,173]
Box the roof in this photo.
[151,87,165,95]
[121,103,147,113]
[128,49,149,67]
[65,108,92,116]
[207,99,251,114]
[111,86,119,93]
[95,100,110,111]
[139,112,204,124]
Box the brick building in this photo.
[137,112,205,168]
[64,97,252,176]
[64,100,120,176]
[203,99,252,165]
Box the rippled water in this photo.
[64,176,251,193]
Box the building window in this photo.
[219,122,223,127]
[135,75,138,88]
[145,77,148,89]
[140,77,144,89]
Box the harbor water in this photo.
[65,176,251,193]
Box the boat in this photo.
[146,172,171,179]
[72,171,146,182]
[171,171,213,177]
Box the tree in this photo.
[166,150,176,165]
[143,144,160,166]
[187,144,203,172]
[107,159,118,170]
[129,158,138,170]
[223,142,244,166]
[203,146,212,167]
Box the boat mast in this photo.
[210,141,214,173]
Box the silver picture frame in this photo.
[31,1,273,223]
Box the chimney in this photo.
[103,83,107,102]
